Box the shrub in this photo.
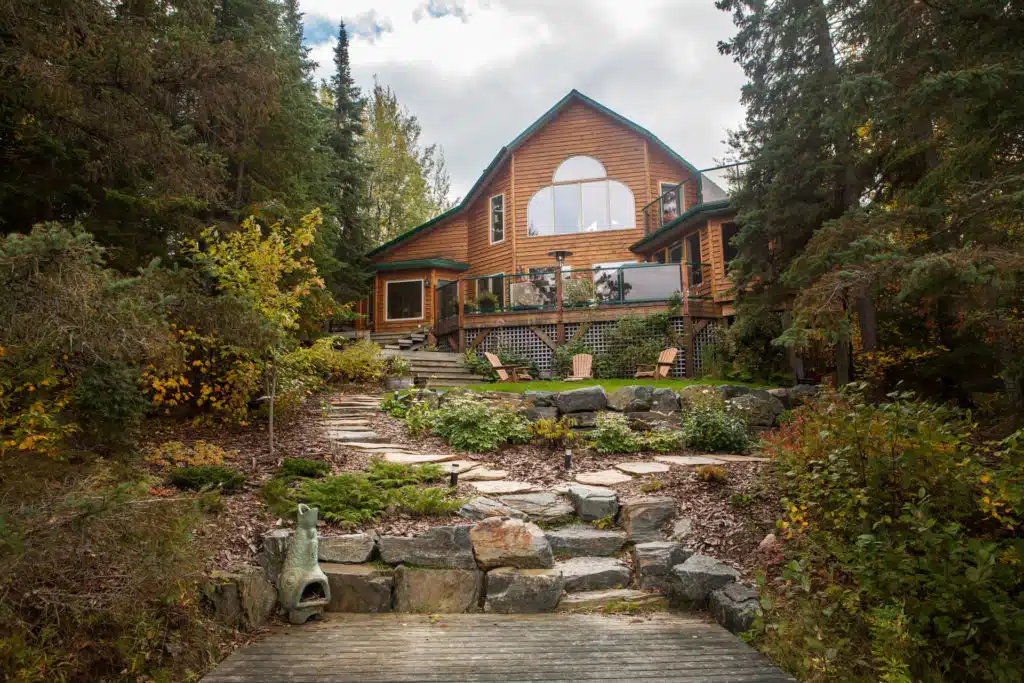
[329,339,388,384]
[753,388,1024,682]
[382,354,410,377]
[726,312,787,382]
[592,412,642,453]
[679,408,749,452]
[380,391,409,417]
[168,465,246,492]
[593,312,679,378]
[69,360,151,451]
[562,278,597,307]
[282,461,455,525]
[146,440,236,470]
[641,477,664,493]
[277,457,330,481]
[530,416,578,451]
[696,464,728,484]
[427,393,530,452]
[476,290,500,311]
[641,428,686,453]
[404,399,434,437]
[0,461,229,682]
[463,350,496,380]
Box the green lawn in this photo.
[455,377,778,393]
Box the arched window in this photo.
[528,156,635,236]
[553,156,606,182]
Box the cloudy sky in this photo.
[300,0,747,200]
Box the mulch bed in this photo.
[141,385,783,578]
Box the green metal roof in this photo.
[629,199,733,252]
[367,258,470,273]
[366,89,703,258]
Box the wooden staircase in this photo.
[370,329,428,351]
[381,349,486,387]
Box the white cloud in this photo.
[301,0,746,199]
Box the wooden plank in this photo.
[202,614,794,683]
[529,325,557,351]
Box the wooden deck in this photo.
[203,613,795,683]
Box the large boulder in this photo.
[470,518,554,569]
[567,485,618,522]
[498,492,575,523]
[633,542,691,591]
[459,496,528,521]
[618,497,676,542]
[766,388,790,409]
[322,563,393,613]
[709,582,760,634]
[626,412,681,429]
[204,568,277,631]
[484,567,565,613]
[651,388,681,413]
[678,385,724,411]
[716,385,750,400]
[607,385,654,412]
[554,386,607,414]
[319,533,376,564]
[566,411,598,429]
[525,406,559,422]
[524,391,556,407]
[789,384,820,406]
[726,393,785,427]
[393,566,483,613]
[668,554,741,606]
[378,525,477,569]
[556,557,631,592]
[545,525,628,558]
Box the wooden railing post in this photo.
[456,278,465,352]
[555,265,565,344]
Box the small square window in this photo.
[490,194,504,243]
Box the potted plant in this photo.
[383,355,413,391]
[476,291,500,312]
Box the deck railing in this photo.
[641,162,747,236]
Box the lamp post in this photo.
[547,250,573,344]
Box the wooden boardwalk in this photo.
[203,613,795,682]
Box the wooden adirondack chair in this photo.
[564,354,593,382]
[483,351,533,382]
[634,348,678,379]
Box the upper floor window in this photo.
[528,156,635,236]
[553,156,606,182]
[490,194,504,243]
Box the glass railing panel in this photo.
[620,263,682,302]
[508,272,557,310]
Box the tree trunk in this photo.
[856,295,878,353]
[781,310,806,382]
[836,332,852,386]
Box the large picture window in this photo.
[490,194,504,244]
[385,279,423,321]
[527,155,635,235]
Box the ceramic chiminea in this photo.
[278,504,330,624]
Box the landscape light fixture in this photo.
[564,447,573,470]
[449,463,459,487]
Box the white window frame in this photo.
[489,193,505,245]
[384,278,425,322]
[526,180,635,236]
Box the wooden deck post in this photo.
[456,278,465,352]
[555,265,565,344]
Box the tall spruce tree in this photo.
[319,20,372,302]
[717,0,871,383]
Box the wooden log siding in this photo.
[466,163,513,280]
[647,145,698,212]
[512,101,692,271]
[376,216,469,264]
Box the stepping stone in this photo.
[469,480,540,495]
[328,432,383,443]
[324,424,373,432]
[615,461,670,475]
[567,485,618,522]
[324,419,372,426]
[545,525,628,558]
[556,588,667,612]
[460,468,508,482]
[383,453,463,465]
[654,455,727,467]
[459,497,528,521]
[497,492,575,522]
[575,470,633,486]
[343,442,403,450]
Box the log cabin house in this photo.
[358,90,744,378]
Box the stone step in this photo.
[382,452,463,465]
[382,350,465,361]
[545,525,628,558]
[327,432,383,443]
[345,442,408,451]
[556,588,667,612]
[425,379,485,387]
[469,480,542,495]
[557,557,632,592]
